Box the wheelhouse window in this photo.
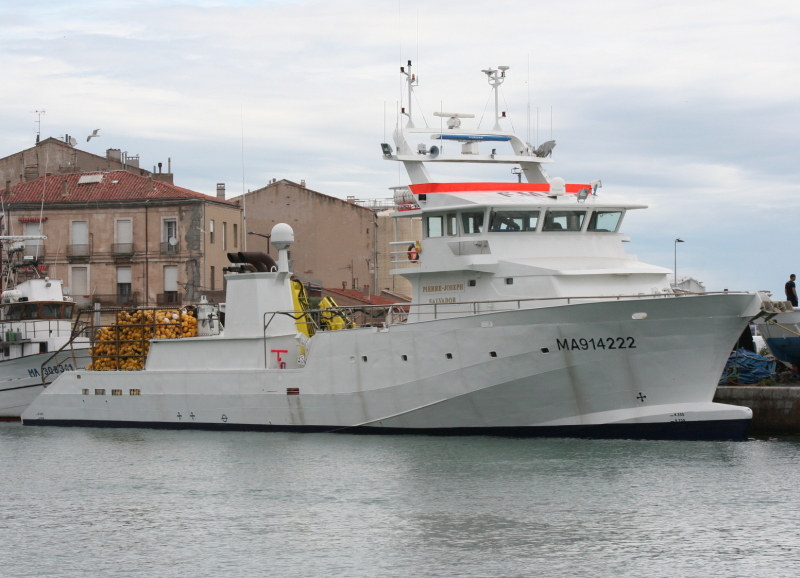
[446,214,457,236]
[543,210,586,232]
[40,303,63,319]
[461,212,485,234]
[426,216,444,238]
[489,210,540,232]
[587,211,623,232]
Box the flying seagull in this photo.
[86,129,101,142]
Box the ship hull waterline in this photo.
[23,294,759,440]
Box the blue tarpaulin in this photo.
[719,348,777,385]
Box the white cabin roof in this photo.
[396,183,647,213]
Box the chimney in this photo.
[106,149,121,162]
[61,179,68,197]
[300,179,306,188]
[148,177,155,191]
[342,281,347,290]
[216,183,226,199]
[168,157,171,173]
[158,162,163,174]
[363,284,370,298]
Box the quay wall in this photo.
[714,386,800,435]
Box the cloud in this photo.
[1,0,799,294]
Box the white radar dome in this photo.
[550,177,565,196]
[271,223,294,250]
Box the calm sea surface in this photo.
[2,423,799,578]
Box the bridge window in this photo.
[40,303,62,319]
[587,211,623,232]
[543,210,586,232]
[426,215,444,238]
[489,210,540,232]
[461,212,485,234]
[446,214,458,236]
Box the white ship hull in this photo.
[23,294,758,439]
[0,350,85,419]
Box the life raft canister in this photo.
[407,242,420,262]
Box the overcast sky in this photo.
[2,0,799,294]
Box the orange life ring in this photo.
[407,243,419,262]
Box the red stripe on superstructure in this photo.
[408,182,591,194]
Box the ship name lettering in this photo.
[28,363,75,378]
[423,284,464,293]
[429,297,457,304]
[556,337,636,351]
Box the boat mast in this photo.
[481,66,509,132]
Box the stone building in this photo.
[0,137,174,187]
[232,179,378,294]
[1,171,241,307]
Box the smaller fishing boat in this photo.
[753,294,800,370]
[0,238,89,419]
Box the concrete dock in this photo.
[714,386,800,435]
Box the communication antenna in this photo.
[31,110,45,143]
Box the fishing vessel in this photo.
[753,296,800,369]
[0,238,89,419]
[23,64,763,439]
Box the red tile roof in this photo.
[322,287,403,306]
[1,171,235,205]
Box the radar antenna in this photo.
[481,67,509,131]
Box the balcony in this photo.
[86,292,141,307]
[66,244,90,262]
[160,241,180,255]
[156,292,180,306]
[22,244,46,259]
[112,243,134,256]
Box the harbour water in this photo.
[2,423,799,577]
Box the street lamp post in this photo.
[674,238,684,286]
[248,231,271,255]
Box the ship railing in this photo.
[388,241,421,266]
[264,290,747,335]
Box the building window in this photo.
[129,389,141,396]
[114,218,133,254]
[163,218,178,254]
[210,266,215,291]
[163,265,178,304]
[69,220,88,257]
[111,389,122,396]
[117,267,132,304]
[233,223,238,248]
[222,222,227,251]
[24,221,45,257]
[209,220,215,244]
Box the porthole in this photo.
[362,356,368,362]
[490,351,497,358]
[446,353,453,359]
[401,355,408,361]
[541,348,550,354]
